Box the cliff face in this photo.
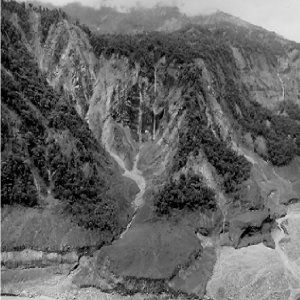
[1,1,300,299]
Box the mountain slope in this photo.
[71,24,300,298]
[1,0,138,255]
[29,1,300,114]
[1,1,300,299]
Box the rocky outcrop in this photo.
[227,210,276,248]
[207,205,300,300]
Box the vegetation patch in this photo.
[155,173,216,215]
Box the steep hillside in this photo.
[72,24,300,298]
[1,1,300,300]
[1,0,138,256]
[30,1,300,113]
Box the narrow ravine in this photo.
[101,120,146,208]
[106,143,146,238]
[117,150,146,239]
[100,96,146,238]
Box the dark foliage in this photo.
[173,96,252,193]
[89,27,234,79]
[281,101,300,122]
[1,3,119,232]
[2,0,299,235]
[76,21,92,37]
[1,155,38,207]
[40,6,68,44]
[1,0,31,40]
[155,173,216,215]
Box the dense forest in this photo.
[155,172,216,215]
[1,1,121,232]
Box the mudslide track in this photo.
[101,101,146,238]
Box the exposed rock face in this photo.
[1,1,300,299]
[227,209,275,249]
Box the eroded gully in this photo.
[101,112,146,238]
